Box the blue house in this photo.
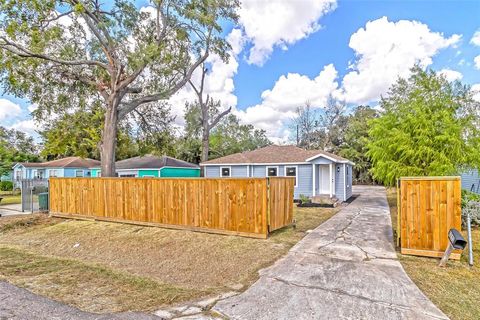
[201,145,354,202]
[461,169,480,193]
[13,157,100,183]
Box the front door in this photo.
[319,165,330,194]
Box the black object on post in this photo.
[439,228,467,267]
[448,229,467,250]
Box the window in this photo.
[285,166,297,186]
[266,166,278,177]
[75,170,84,177]
[15,170,22,180]
[49,170,59,177]
[221,167,231,177]
[119,174,136,177]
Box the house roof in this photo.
[17,157,100,168]
[201,145,351,165]
[115,155,199,170]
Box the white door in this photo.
[319,165,330,194]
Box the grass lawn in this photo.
[0,194,21,205]
[0,206,338,313]
[386,188,480,320]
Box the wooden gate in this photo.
[397,176,462,259]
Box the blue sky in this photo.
[1,0,479,142]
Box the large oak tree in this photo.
[0,0,238,176]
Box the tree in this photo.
[367,67,480,186]
[189,64,231,162]
[0,127,40,176]
[290,98,347,152]
[339,106,378,184]
[0,0,238,176]
[209,114,271,159]
[290,102,319,149]
[318,97,347,152]
[40,103,177,160]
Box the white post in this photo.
[343,163,347,201]
[312,164,316,197]
[329,163,332,197]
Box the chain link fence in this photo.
[21,179,49,213]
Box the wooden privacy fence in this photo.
[397,176,462,259]
[49,177,294,239]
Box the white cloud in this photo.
[238,0,337,66]
[341,17,461,104]
[470,30,480,47]
[9,119,37,135]
[472,83,480,102]
[236,64,339,138]
[0,99,22,121]
[474,55,480,70]
[438,69,463,82]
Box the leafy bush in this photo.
[299,194,311,204]
[0,181,13,191]
[462,190,480,227]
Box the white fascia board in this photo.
[201,162,309,166]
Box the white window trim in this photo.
[284,165,298,187]
[75,170,84,177]
[49,169,59,178]
[265,166,279,177]
[220,166,231,177]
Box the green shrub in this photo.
[461,190,480,227]
[299,194,311,204]
[0,181,13,191]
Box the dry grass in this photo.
[0,205,338,313]
[0,246,204,313]
[386,188,480,320]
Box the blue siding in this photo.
[232,166,248,177]
[252,165,266,177]
[335,164,345,201]
[202,162,350,201]
[64,168,91,177]
[296,164,313,199]
[462,169,480,193]
[346,164,353,200]
[204,166,248,177]
[205,166,219,177]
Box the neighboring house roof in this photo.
[15,157,100,169]
[201,145,352,165]
[116,155,199,170]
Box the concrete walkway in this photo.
[214,186,448,320]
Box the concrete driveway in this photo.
[214,186,448,320]
[0,204,27,217]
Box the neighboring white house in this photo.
[201,145,354,202]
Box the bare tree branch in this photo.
[0,38,109,69]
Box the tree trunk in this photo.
[101,98,119,177]
[201,124,209,163]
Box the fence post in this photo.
[396,179,401,247]
[266,177,271,234]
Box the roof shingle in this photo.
[116,155,199,170]
[20,157,100,168]
[201,145,350,165]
